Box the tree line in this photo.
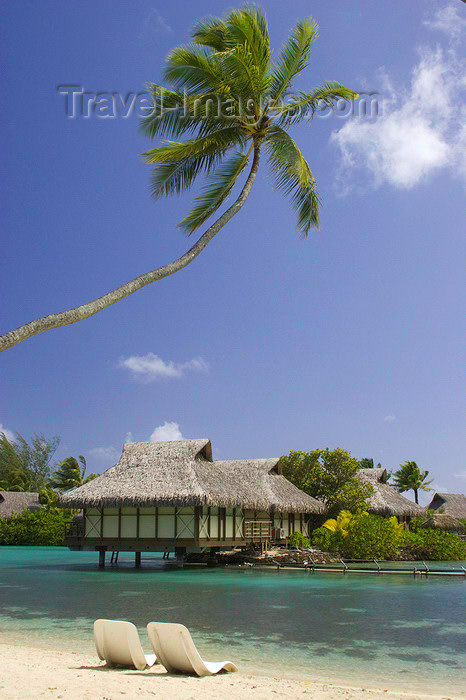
[280,448,434,515]
[0,432,96,508]
[0,432,434,511]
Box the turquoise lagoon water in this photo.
[0,547,465,695]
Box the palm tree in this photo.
[49,455,96,492]
[0,5,356,353]
[391,461,433,504]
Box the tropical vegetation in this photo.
[312,510,466,561]
[49,455,96,492]
[0,5,357,352]
[281,448,374,516]
[0,432,60,492]
[0,509,66,546]
[391,461,433,504]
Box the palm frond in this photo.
[163,45,226,93]
[217,45,265,109]
[225,6,270,80]
[144,127,246,198]
[192,16,230,51]
[265,126,320,234]
[180,151,251,234]
[269,19,318,102]
[275,82,359,125]
[140,83,238,139]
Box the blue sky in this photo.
[1,1,465,504]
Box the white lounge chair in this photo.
[94,619,157,671]
[146,621,237,677]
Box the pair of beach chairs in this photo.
[94,619,238,677]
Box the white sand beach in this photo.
[0,642,463,700]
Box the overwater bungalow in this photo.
[357,468,426,521]
[59,439,326,566]
[427,492,466,520]
[0,491,42,519]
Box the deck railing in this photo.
[64,519,84,539]
[244,520,272,541]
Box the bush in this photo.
[399,529,466,561]
[0,509,66,546]
[337,513,401,559]
[313,512,402,559]
[288,531,311,548]
[312,526,336,552]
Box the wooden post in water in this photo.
[98,549,106,568]
[135,551,141,568]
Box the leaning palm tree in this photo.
[0,5,357,353]
[49,455,96,492]
[391,461,433,504]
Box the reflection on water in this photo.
[0,547,465,694]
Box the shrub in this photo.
[288,531,311,548]
[0,509,66,546]
[407,517,425,533]
[337,514,401,559]
[312,526,336,552]
[399,529,466,561]
[313,511,402,559]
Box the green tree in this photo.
[49,455,96,493]
[0,5,356,353]
[0,432,60,491]
[391,461,433,504]
[281,448,373,516]
[359,458,382,469]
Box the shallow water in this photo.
[0,547,465,694]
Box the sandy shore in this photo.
[0,642,463,700]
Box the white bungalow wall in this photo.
[83,506,309,542]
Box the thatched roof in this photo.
[427,493,466,519]
[357,469,426,518]
[58,440,326,514]
[0,491,42,519]
[421,514,465,534]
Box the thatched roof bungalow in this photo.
[0,491,42,519]
[420,514,465,534]
[60,440,325,564]
[357,469,426,520]
[427,493,466,520]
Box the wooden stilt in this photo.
[135,551,141,568]
[98,549,106,568]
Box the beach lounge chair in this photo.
[94,619,157,671]
[146,621,237,677]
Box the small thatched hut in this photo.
[420,514,465,534]
[0,491,42,519]
[427,493,466,520]
[357,469,426,521]
[59,439,325,565]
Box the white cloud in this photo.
[0,424,15,442]
[384,415,396,422]
[454,470,466,482]
[150,422,183,442]
[88,446,120,462]
[125,432,134,444]
[118,353,209,383]
[331,31,466,192]
[423,4,466,43]
[143,9,172,35]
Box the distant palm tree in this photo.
[391,461,433,504]
[49,456,96,493]
[0,5,356,352]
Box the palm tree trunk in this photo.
[0,144,262,353]
[413,488,419,504]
